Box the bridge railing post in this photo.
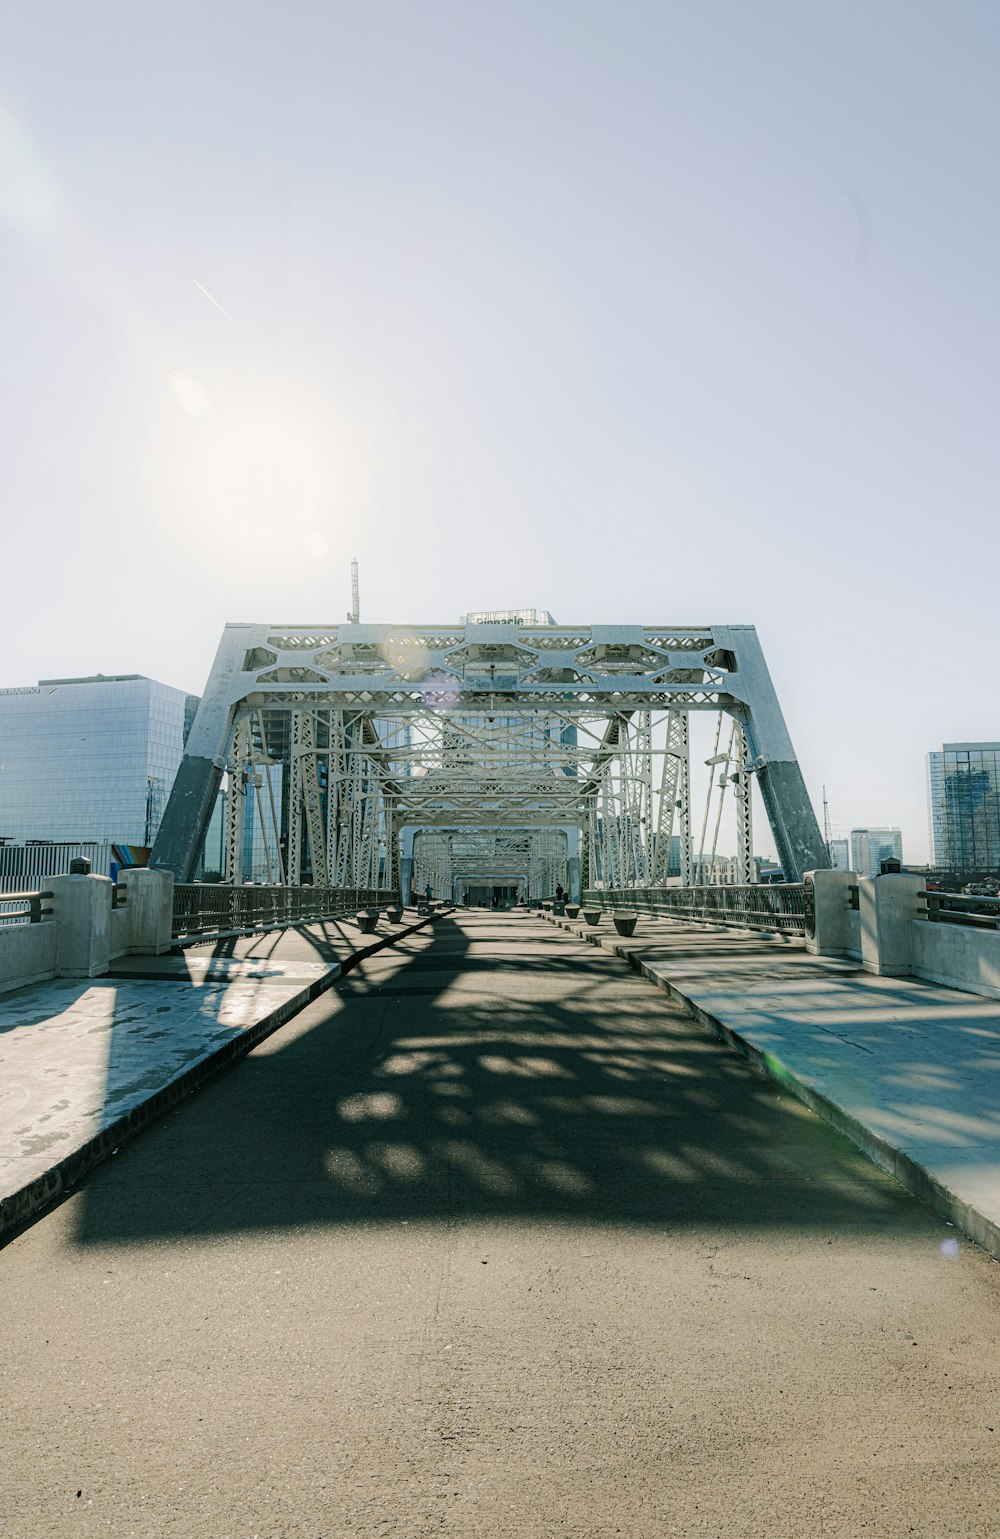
[859,873,924,977]
[804,869,853,958]
[125,868,174,955]
[49,870,112,978]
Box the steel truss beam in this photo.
[153,621,828,885]
[413,829,568,902]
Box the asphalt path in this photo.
[2,911,1000,1538]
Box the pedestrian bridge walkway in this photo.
[4,905,1000,1251]
[3,910,1000,1537]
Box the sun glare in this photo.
[149,372,375,584]
[166,368,212,418]
[302,530,329,558]
[202,415,321,526]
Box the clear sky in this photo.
[2,1,998,862]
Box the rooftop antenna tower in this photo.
[348,558,360,625]
[822,784,834,863]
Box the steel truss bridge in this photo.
[152,617,828,901]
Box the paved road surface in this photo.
[2,912,999,1538]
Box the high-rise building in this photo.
[829,838,851,872]
[927,743,1000,870]
[0,674,197,847]
[850,827,903,878]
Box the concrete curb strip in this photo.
[0,911,443,1245]
[543,912,1000,1263]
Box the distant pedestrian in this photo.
[424,882,433,902]
[555,883,564,902]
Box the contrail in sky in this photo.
[192,277,233,319]
[844,186,873,269]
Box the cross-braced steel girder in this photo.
[412,828,568,902]
[153,620,828,887]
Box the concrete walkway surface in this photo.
[542,909,1000,1259]
[5,909,1000,1539]
[0,909,439,1239]
[6,899,1000,1262]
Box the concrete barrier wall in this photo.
[912,921,1000,1002]
[5,867,1000,1003]
[0,870,171,992]
[808,868,1000,1000]
[0,869,173,995]
[0,922,57,995]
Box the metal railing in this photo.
[920,891,1000,931]
[582,884,811,935]
[172,884,401,940]
[0,890,54,927]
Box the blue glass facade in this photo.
[0,675,197,846]
[927,743,1000,870]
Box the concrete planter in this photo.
[612,914,638,937]
[552,902,566,916]
[582,909,602,927]
[385,906,403,924]
[565,904,580,919]
[355,911,379,934]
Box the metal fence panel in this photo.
[581,884,810,935]
[0,891,54,927]
[920,891,1000,931]
[171,885,401,940]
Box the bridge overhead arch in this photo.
[151,619,827,888]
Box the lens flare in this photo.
[166,368,212,418]
[421,671,460,712]
[380,634,431,680]
[939,1238,960,1259]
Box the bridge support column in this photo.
[399,828,416,907]
[733,724,754,885]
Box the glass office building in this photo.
[927,743,1000,870]
[850,827,903,878]
[0,674,198,847]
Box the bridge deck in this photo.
[3,910,1000,1536]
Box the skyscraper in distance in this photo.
[926,744,1000,870]
[850,828,903,878]
[0,674,197,847]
